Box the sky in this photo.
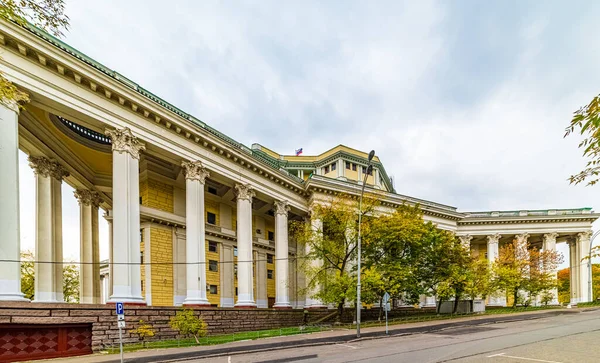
[18,0,600,268]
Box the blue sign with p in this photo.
[116,302,124,315]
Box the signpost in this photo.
[383,292,390,335]
[116,302,125,363]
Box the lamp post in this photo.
[588,231,600,303]
[357,150,375,338]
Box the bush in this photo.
[129,320,155,347]
[169,309,208,344]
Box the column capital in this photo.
[274,200,290,216]
[543,232,559,243]
[487,233,501,244]
[28,156,69,180]
[74,189,102,207]
[105,127,145,159]
[458,234,473,248]
[515,232,530,242]
[234,183,255,202]
[577,230,593,242]
[181,160,210,183]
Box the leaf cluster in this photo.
[564,93,600,185]
[169,309,207,344]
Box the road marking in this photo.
[487,352,563,363]
[336,343,358,349]
[228,356,231,363]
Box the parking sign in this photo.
[116,302,124,315]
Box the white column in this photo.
[273,200,291,308]
[106,128,145,304]
[74,189,102,304]
[0,104,28,301]
[173,228,187,306]
[569,238,579,304]
[374,168,380,188]
[515,233,530,304]
[256,250,268,308]
[305,215,326,308]
[181,160,211,306]
[29,156,68,302]
[220,244,235,307]
[577,231,592,303]
[234,183,256,308]
[104,211,114,298]
[542,233,559,305]
[487,233,505,306]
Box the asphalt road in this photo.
[185,309,600,363]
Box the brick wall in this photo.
[0,303,332,352]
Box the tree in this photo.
[169,309,208,344]
[130,320,156,348]
[557,267,570,304]
[0,0,69,109]
[20,250,80,302]
[20,250,34,300]
[362,204,431,307]
[292,196,377,320]
[492,240,562,308]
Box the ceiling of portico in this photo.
[24,105,112,175]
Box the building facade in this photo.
[0,20,597,308]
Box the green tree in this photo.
[557,267,570,304]
[292,196,377,321]
[362,204,430,307]
[564,93,600,186]
[0,1,69,109]
[20,250,80,302]
[169,309,208,344]
[20,250,34,300]
[492,240,562,307]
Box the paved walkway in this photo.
[37,308,589,363]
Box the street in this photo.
[187,309,600,363]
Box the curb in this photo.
[100,309,581,363]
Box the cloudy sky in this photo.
[19,0,600,267]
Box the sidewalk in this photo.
[39,308,588,363]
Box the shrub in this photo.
[169,309,208,344]
[129,320,155,347]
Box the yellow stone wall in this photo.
[206,240,220,306]
[141,179,175,306]
[267,252,275,299]
[150,228,173,306]
[205,200,220,226]
[141,179,174,213]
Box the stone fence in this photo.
[0,302,332,352]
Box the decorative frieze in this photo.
[28,156,69,180]
[234,183,255,202]
[105,128,145,160]
[74,189,102,207]
[181,160,210,183]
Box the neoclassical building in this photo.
[0,19,597,308]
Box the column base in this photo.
[107,295,146,305]
[183,298,211,307]
[0,293,29,302]
[273,302,292,309]
[235,300,257,308]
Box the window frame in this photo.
[207,212,217,225]
[267,269,274,279]
[267,254,274,264]
[208,241,218,253]
[209,285,218,294]
[208,260,218,272]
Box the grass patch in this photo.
[103,326,324,354]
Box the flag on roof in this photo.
[295,148,303,156]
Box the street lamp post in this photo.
[357,150,375,338]
[588,231,600,303]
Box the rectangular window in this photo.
[352,163,357,171]
[140,251,144,265]
[208,241,218,252]
[268,231,274,241]
[209,260,218,272]
[207,212,216,225]
[234,247,238,257]
[235,287,238,296]
[209,285,218,294]
[324,166,329,174]
[346,161,351,169]
[207,186,218,195]
[331,163,336,171]
[267,254,274,264]
[234,264,238,275]
[267,270,274,279]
